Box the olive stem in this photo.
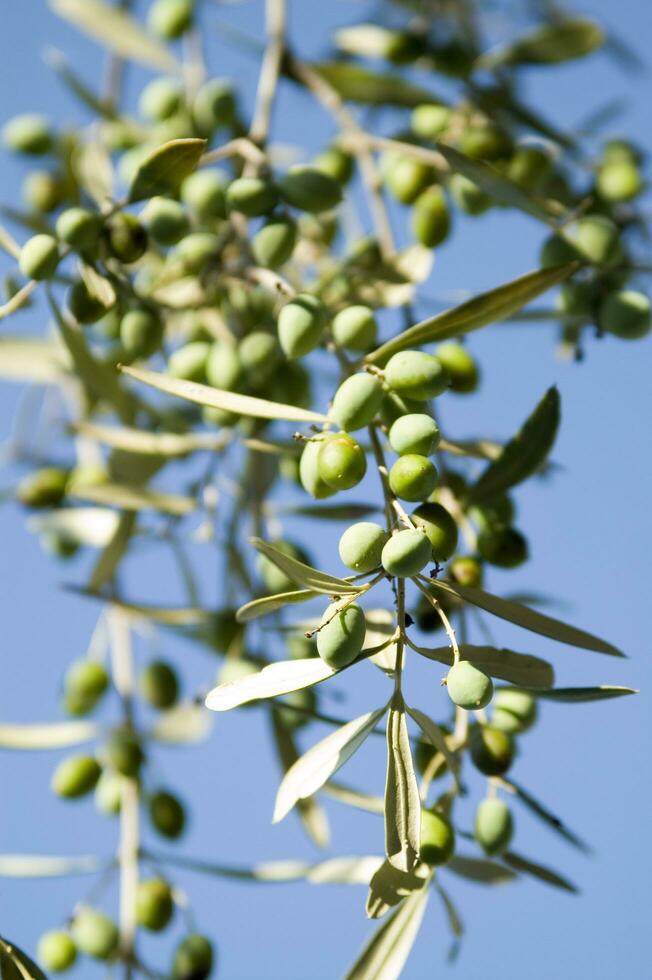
[248,0,287,151]
[413,576,460,663]
[305,572,384,637]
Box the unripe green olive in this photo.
[331,373,384,431]
[94,770,124,816]
[460,124,512,162]
[316,602,366,668]
[71,908,118,960]
[270,361,312,408]
[338,521,388,572]
[381,528,431,577]
[506,145,553,191]
[238,330,280,386]
[603,139,642,165]
[216,656,263,689]
[474,797,514,856]
[279,165,342,213]
[277,686,317,730]
[332,305,378,352]
[385,350,449,401]
[173,934,214,980]
[168,341,210,382]
[140,660,179,710]
[226,177,278,217]
[412,186,451,248]
[598,290,651,340]
[596,160,642,202]
[104,212,148,264]
[492,688,538,734]
[317,433,367,490]
[299,440,336,500]
[287,633,318,659]
[142,196,189,245]
[19,234,60,280]
[414,727,451,780]
[314,145,354,185]
[555,280,595,321]
[139,77,183,120]
[446,660,493,709]
[420,808,455,866]
[3,113,53,155]
[104,731,144,777]
[206,341,242,390]
[539,233,581,268]
[389,455,438,502]
[175,231,221,272]
[413,588,455,632]
[448,173,491,215]
[149,789,186,838]
[411,502,458,561]
[469,493,515,530]
[380,391,424,428]
[470,725,515,776]
[120,308,163,360]
[22,170,65,212]
[252,217,297,268]
[136,878,174,932]
[42,531,79,562]
[383,154,433,205]
[51,754,101,799]
[181,169,228,220]
[148,0,193,39]
[192,78,236,134]
[411,104,451,140]
[56,208,102,251]
[37,930,77,972]
[449,556,483,588]
[257,540,308,593]
[435,342,479,393]
[573,215,619,266]
[68,280,108,325]
[478,525,528,568]
[388,413,440,457]
[16,467,69,508]
[277,293,325,359]
[64,659,109,714]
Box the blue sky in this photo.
[0,2,650,978]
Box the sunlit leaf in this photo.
[0,338,70,383]
[236,589,317,623]
[308,856,383,885]
[74,420,229,457]
[27,508,120,549]
[251,538,361,595]
[206,658,339,712]
[69,481,196,516]
[270,712,330,849]
[88,511,135,592]
[129,139,207,203]
[343,888,429,980]
[0,938,47,980]
[366,859,427,919]
[150,702,212,745]
[306,61,436,107]
[0,721,98,750]
[384,694,421,872]
[0,854,108,878]
[323,782,385,815]
[73,141,115,207]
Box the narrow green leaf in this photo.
[384,694,421,872]
[307,61,437,108]
[78,261,116,308]
[150,702,212,745]
[430,579,623,657]
[0,939,47,980]
[365,264,578,365]
[281,503,380,521]
[523,685,638,703]
[366,859,427,919]
[343,888,429,980]
[120,364,331,424]
[69,481,196,516]
[0,225,21,260]
[88,511,135,592]
[0,854,108,878]
[74,420,229,457]
[50,0,178,72]
[500,777,589,852]
[273,705,388,823]
[206,658,339,712]
[27,508,120,549]
[71,590,215,626]
[307,856,383,885]
[46,48,116,118]
[434,882,464,939]
[405,705,463,791]
[74,141,115,207]
[412,640,555,689]
[468,388,561,503]
[270,712,330,849]
[323,782,385,815]
[128,138,207,203]
[236,589,317,623]
[502,852,578,893]
[482,18,604,68]
[0,281,39,321]
[447,855,517,885]
[0,721,98,750]
[0,338,70,383]
[251,538,361,595]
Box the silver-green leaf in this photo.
[128,138,207,203]
[384,694,421,873]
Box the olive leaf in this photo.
[366,859,427,919]
[447,855,517,885]
[78,261,116,308]
[481,18,604,69]
[0,938,47,980]
[467,387,561,504]
[273,704,388,823]
[0,854,108,878]
[411,640,554,689]
[304,61,437,107]
[0,721,98,750]
[502,852,578,893]
[270,712,330,850]
[69,481,196,516]
[0,281,39,321]
[205,658,340,712]
[0,337,70,383]
[280,503,381,520]
[0,225,21,260]
[430,579,623,657]
[74,421,229,458]
[307,856,383,885]
[150,702,212,745]
[499,777,589,852]
[334,25,405,60]
[343,888,429,980]
[434,882,464,940]
[251,537,361,594]
[323,782,385,815]
[27,508,120,549]
[50,0,178,72]
[523,685,637,702]
[405,705,463,791]
[88,511,136,592]
[384,694,421,872]
[120,364,331,424]
[365,263,578,365]
[70,590,215,626]
[236,589,318,623]
[128,138,207,203]
[46,49,116,119]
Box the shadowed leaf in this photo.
[129,139,207,202]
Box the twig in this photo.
[249,0,287,149]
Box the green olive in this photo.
[596,160,642,202]
[313,145,354,185]
[448,173,491,215]
[181,169,228,220]
[434,342,479,393]
[277,293,325,359]
[388,413,440,457]
[251,217,297,268]
[573,215,620,266]
[192,78,236,134]
[491,688,538,733]
[506,145,552,191]
[206,341,242,390]
[469,725,515,776]
[139,77,183,120]
[104,212,148,264]
[226,177,278,217]
[172,934,214,980]
[19,234,60,280]
[449,556,483,588]
[446,660,494,709]
[140,660,179,710]
[411,502,458,561]
[175,231,221,272]
[474,797,514,856]
[389,455,438,502]
[120,308,163,360]
[287,633,318,659]
[56,208,103,251]
[381,528,431,577]
[383,153,434,205]
[279,165,342,213]
[539,233,581,268]
[68,279,109,325]
[142,196,189,245]
[478,525,528,568]
[270,361,312,408]
[3,113,53,155]
[332,305,378,352]
[414,728,451,780]
[555,281,596,321]
[598,290,650,340]
[22,170,65,212]
[338,522,388,572]
[385,350,449,400]
[317,433,367,490]
[460,123,512,161]
[104,731,144,777]
[420,808,455,866]
[331,373,384,431]
[149,790,186,838]
[136,878,174,932]
[148,0,193,39]
[299,440,337,499]
[64,659,109,715]
[411,104,451,140]
[238,330,281,386]
[51,754,101,799]
[316,602,366,668]
[412,186,451,248]
[168,341,211,382]
[94,771,124,816]
[71,908,119,960]
[16,467,69,508]
[37,930,77,972]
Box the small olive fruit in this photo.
[168,341,210,382]
[539,233,581,268]
[148,0,193,39]
[446,661,493,710]
[412,186,451,248]
[381,528,431,578]
[478,525,528,568]
[192,77,236,133]
[257,540,307,594]
[331,373,384,431]
[491,688,538,734]
[51,754,101,799]
[173,934,214,980]
[381,392,429,428]
[435,342,479,393]
[139,77,183,121]
[23,170,64,212]
[388,413,440,457]
[56,208,102,251]
[470,725,515,776]
[411,103,451,140]
[181,169,227,220]
[105,731,144,777]
[314,144,354,185]
[574,215,619,266]
[383,154,433,205]
[316,602,366,668]
[288,633,318,660]
[448,173,491,215]
[120,308,163,360]
[332,305,378,352]
[71,908,119,960]
[277,687,317,730]
[278,293,325,359]
[226,177,278,217]
[37,930,77,972]
[338,522,388,572]
[556,280,595,321]
[19,234,59,280]
[238,330,280,386]
[449,556,483,588]
[175,231,221,272]
[596,160,642,203]
[474,797,514,856]
[149,790,186,838]
[389,455,438,502]
[64,659,109,714]
[67,280,107,325]
[598,290,651,340]
[411,502,458,561]
[136,878,174,932]
[206,341,242,390]
[252,217,297,268]
[104,212,148,264]
[94,771,124,816]
[142,196,189,245]
[16,467,69,508]
[385,350,449,401]
[460,123,512,162]
[299,440,336,500]
[414,728,451,780]
[279,165,342,213]
[317,433,367,490]
[3,113,53,155]
[420,808,455,866]
[507,144,552,191]
[140,660,179,709]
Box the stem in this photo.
[413,576,460,663]
[249,0,287,149]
